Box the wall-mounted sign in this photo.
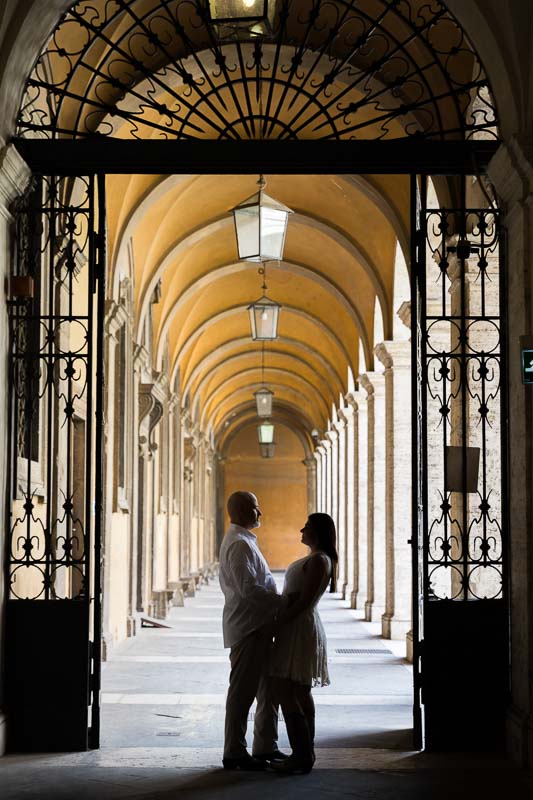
[445,446,480,493]
[520,335,533,384]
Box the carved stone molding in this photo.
[139,383,155,428]
[148,399,164,455]
[104,298,129,338]
[397,301,411,331]
[133,343,150,374]
[138,381,164,457]
[344,390,360,411]
[375,341,411,371]
[0,145,31,217]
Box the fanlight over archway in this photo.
[18,0,498,141]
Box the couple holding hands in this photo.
[219,491,338,775]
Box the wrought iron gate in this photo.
[411,174,509,750]
[5,174,106,751]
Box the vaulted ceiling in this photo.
[106,170,410,450]
[17,0,494,453]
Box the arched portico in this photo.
[0,0,528,768]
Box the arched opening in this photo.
[0,0,514,779]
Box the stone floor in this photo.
[2,575,533,799]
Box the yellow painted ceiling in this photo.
[107,171,408,447]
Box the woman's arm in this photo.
[276,554,328,625]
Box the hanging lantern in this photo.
[255,387,273,417]
[258,422,274,444]
[258,422,275,458]
[206,0,276,41]
[247,293,280,340]
[259,442,276,458]
[232,176,292,263]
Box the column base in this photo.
[181,575,196,597]
[126,615,137,638]
[101,631,115,662]
[406,629,413,663]
[0,710,6,756]
[350,590,367,611]
[341,582,348,601]
[152,591,170,619]
[381,613,410,640]
[365,603,386,623]
[506,705,533,767]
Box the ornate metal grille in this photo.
[17,0,498,141]
[8,175,104,603]
[416,178,506,603]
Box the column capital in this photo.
[344,390,360,411]
[104,298,129,338]
[333,415,346,434]
[325,427,338,444]
[318,437,331,452]
[0,145,31,214]
[375,340,411,371]
[397,301,411,331]
[302,457,317,470]
[359,371,386,396]
[488,138,532,207]
[133,343,150,374]
[338,404,354,424]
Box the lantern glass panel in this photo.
[260,205,289,261]
[233,190,292,262]
[258,423,274,444]
[255,388,273,417]
[234,204,260,261]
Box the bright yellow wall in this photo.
[224,424,308,569]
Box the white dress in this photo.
[270,552,332,687]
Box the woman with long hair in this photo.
[269,512,339,774]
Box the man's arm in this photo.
[227,540,287,620]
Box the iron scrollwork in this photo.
[9,175,101,601]
[17,0,498,141]
[420,199,504,602]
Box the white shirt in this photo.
[219,523,286,648]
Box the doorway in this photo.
[3,0,508,756]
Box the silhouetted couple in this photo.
[219,490,338,775]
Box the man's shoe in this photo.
[253,750,289,763]
[222,753,267,771]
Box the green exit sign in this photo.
[520,336,533,384]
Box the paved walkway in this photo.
[2,575,533,799]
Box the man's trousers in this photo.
[224,625,278,758]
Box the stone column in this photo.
[360,370,387,623]
[313,450,322,513]
[303,457,317,514]
[334,415,347,593]
[341,401,356,601]
[375,341,412,641]
[350,389,367,610]
[327,427,339,538]
[321,438,332,516]
[319,445,327,512]
[0,145,31,753]
[489,141,533,766]
[102,298,129,657]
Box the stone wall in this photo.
[223,424,308,569]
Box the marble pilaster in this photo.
[375,341,412,642]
